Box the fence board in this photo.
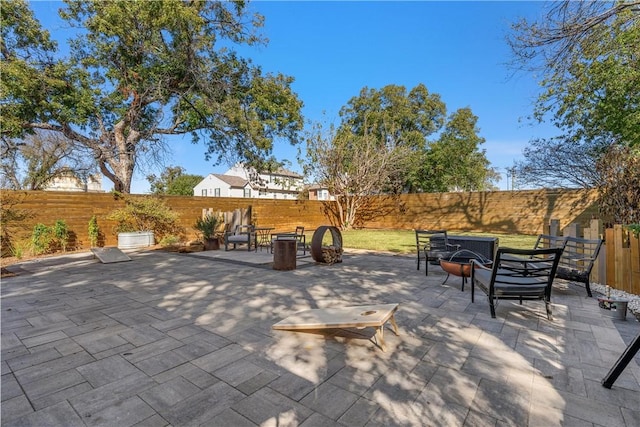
[631,235,640,295]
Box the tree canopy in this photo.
[303,84,497,229]
[147,166,203,196]
[509,0,639,147]
[1,0,304,193]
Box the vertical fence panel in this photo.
[606,228,616,287]
[631,234,640,295]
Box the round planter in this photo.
[117,231,154,249]
[597,297,628,320]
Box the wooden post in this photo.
[631,233,640,296]
[563,223,580,238]
[546,219,560,236]
[606,228,616,287]
[585,219,605,285]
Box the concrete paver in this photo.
[1,249,639,426]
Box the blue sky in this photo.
[31,1,557,193]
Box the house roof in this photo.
[268,167,303,179]
[212,174,248,188]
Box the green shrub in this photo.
[10,239,30,259]
[159,235,181,247]
[193,214,223,241]
[31,223,53,255]
[52,220,69,252]
[88,215,100,247]
[107,196,182,241]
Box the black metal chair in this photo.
[415,230,460,276]
[471,247,563,319]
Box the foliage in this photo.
[420,108,499,192]
[147,166,203,196]
[2,0,304,193]
[628,224,640,238]
[509,1,640,148]
[88,215,99,247]
[304,120,411,230]
[52,219,69,252]
[321,84,496,194]
[159,235,181,247]
[31,223,53,255]
[193,214,224,241]
[596,145,640,224]
[1,130,97,190]
[0,191,33,257]
[514,137,607,189]
[106,196,181,240]
[9,239,29,259]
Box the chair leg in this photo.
[585,279,593,298]
[417,253,420,270]
[489,298,496,318]
[545,299,553,320]
[471,280,475,302]
[425,258,429,276]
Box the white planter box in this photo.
[117,231,154,249]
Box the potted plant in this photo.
[194,213,223,250]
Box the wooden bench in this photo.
[535,234,604,297]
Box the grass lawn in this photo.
[334,229,538,254]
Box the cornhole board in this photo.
[272,303,399,351]
[91,247,131,264]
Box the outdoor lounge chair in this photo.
[471,247,563,319]
[224,224,256,251]
[271,226,306,254]
[415,230,460,276]
[533,234,603,297]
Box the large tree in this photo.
[420,108,498,192]
[1,0,303,193]
[509,1,639,189]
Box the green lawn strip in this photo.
[336,229,538,254]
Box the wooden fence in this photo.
[605,225,640,295]
[549,219,640,295]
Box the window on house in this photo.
[259,188,267,196]
[244,188,251,198]
[201,189,207,196]
[214,188,220,197]
[318,189,328,200]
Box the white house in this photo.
[44,172,103,192]
[193,164,304,199]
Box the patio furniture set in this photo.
[415,229,605,320]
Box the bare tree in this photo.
[304,121,410,229]
[0,130,97,190]
[513,137,607,189]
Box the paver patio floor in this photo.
[1,249,639,426]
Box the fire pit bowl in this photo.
[439,250,492,291]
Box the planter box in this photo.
[117,231,154,249]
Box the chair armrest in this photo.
[470,259,492,270]
[446,243,461,250]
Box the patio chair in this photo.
[224,224,256,251]
[471,247,563,319]
[533,234,603,297]
[415,230,460,276]
[271,226,306,255]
